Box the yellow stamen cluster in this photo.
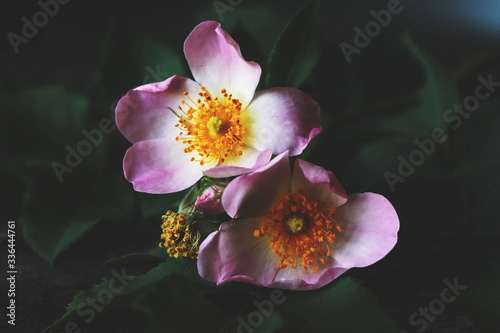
[175,87,246,166]
[159,211,200,259]
[254,191,342,273]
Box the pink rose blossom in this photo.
[116,21,321,194]
[197,153,400,290]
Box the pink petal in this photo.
[123,138,204,194]
[183,21,261,108]
[197,217,280,286]
[331,193,400,268]
[222,152,291,219]
[198,217,349,290]
[204,149,272,178]
[269,259,349,290]
[292,159,348,208]
[116,76,200,144]
[243,87,322,156]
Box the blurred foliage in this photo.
[266,0,323,89]
[453,98,500,238]
[281,277,400,332]
[1,0,500,332]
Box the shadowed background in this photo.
[1,0,499,332]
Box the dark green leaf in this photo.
[21,170,135,264]
[457,243,500,333]
[402,32,461,131]
[102,252,165,268]
[266,0,322,88]
[43,260,230,333]
[230,22,265,67]
[21,168,99,265]
[100,23,186,100]
[453,98,500,237]
[254,312,284,333]
[137,189,188,218]
[18,86,89,140]
[86,173,136,222]
[346,134,447,191]
[282,277,401,332]
[198,5,278,54]
[0,86,89,163]
[42,260,184,332]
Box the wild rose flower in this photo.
[197,153,400,290]
[116,21,321,194]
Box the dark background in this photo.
[1,0,499,332]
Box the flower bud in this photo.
[194,186,225,215]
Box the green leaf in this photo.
[457,243,500,333]
[0,86,90,164]
[43,260,230,333]
[317,33,461,191]
[137,189,188,218]
[42,260,182,332]
[11,84,138,265]
[282,277,401,332]
[266,0,322,88]
[1,82,139,265]
[402,31,461,131]
[21,168,98,265]
[100,23,187,99]
[87,173,137,222]
[230,22,265,67]
[351,32,460,140]
[197,5,278,55]
[102,252,165,268]
[18,86,89,139]
[21,170,136,264]
[345,134,447,191]
[453,98,500,237]
[254,312,284,333]
[137,39,187,85]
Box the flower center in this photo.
[175,87,246,166]
[286,215,305,233]
[159,211,200,259]
[254,191,342,273]
[207,116,225,137]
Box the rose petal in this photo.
[204,149,272,178]
[197,217,280,286]
[222,152,291,219]
[292,159,348,208]
[269,259,348,290]
[123,138,204,194]
[198,218,349,290]
[184,21,261,107]
[332,193,400,268]
[116,76,200,144]
[243,87,322,156]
